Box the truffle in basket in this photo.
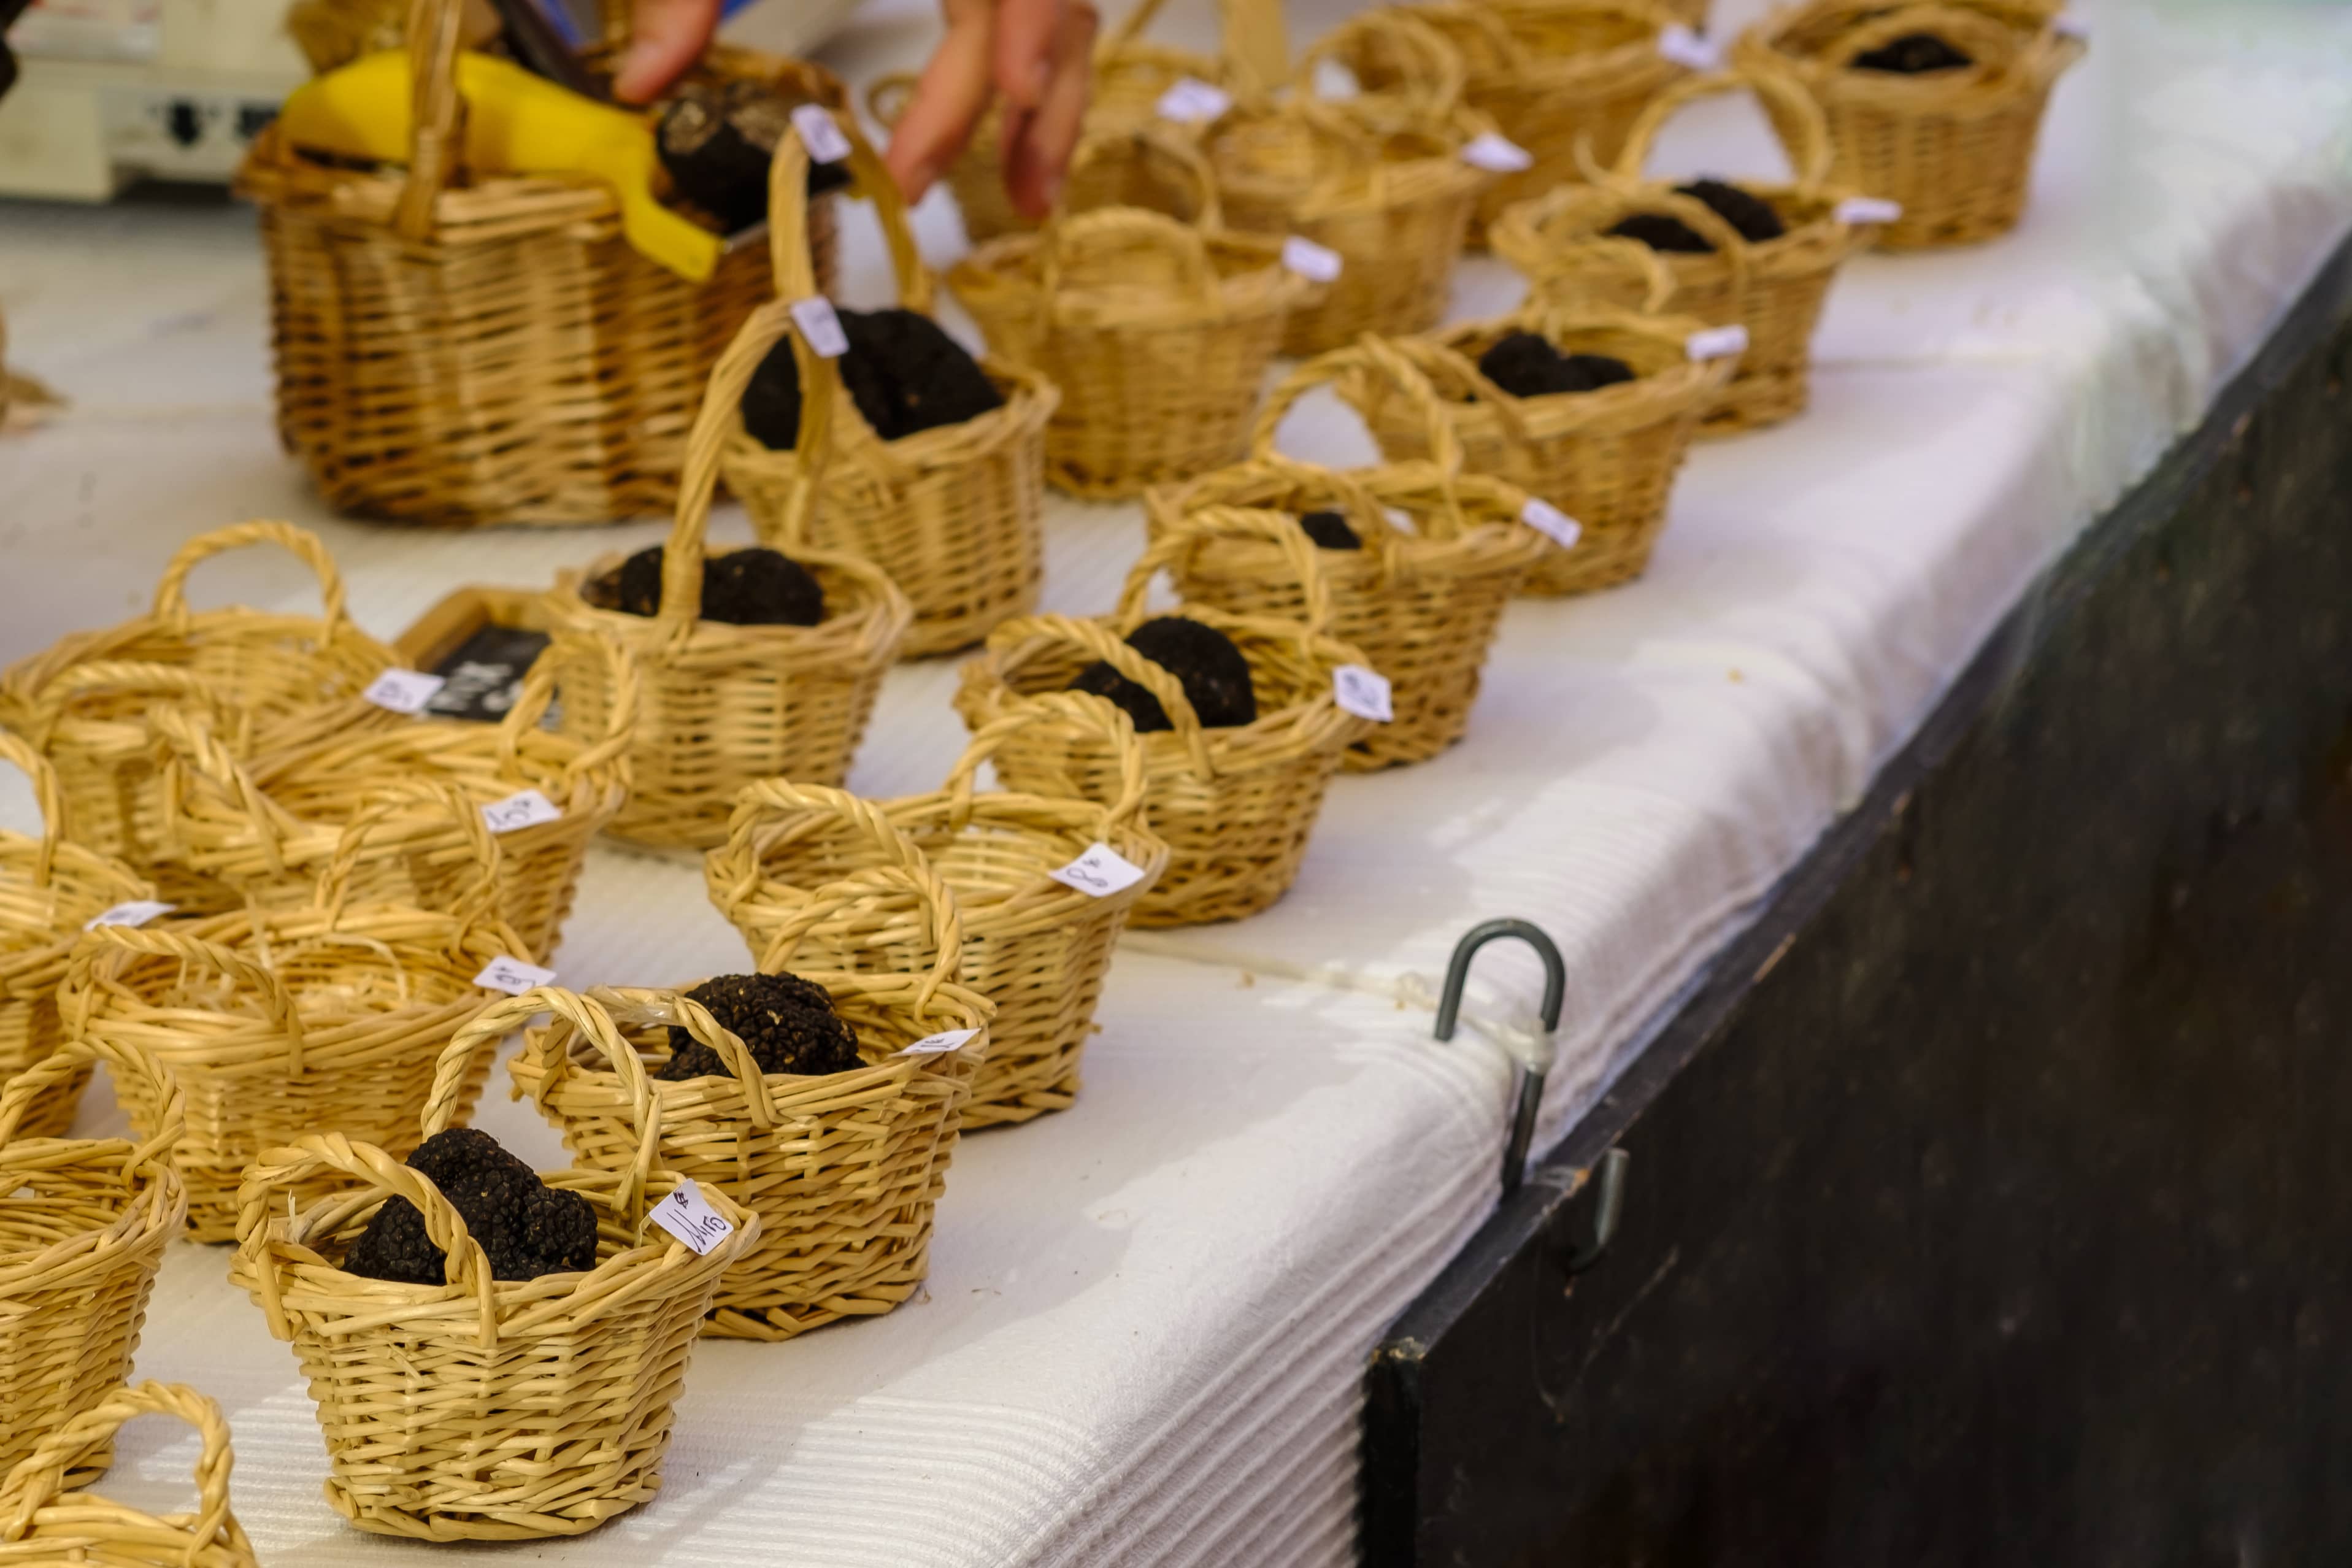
[342,1127,598,1285]
[1851,32,1974,74]
[655,972,864,1081]
[742,308,1005,447]
[593,543,826,626]
[1299,510,1362,551]
[656,78,853,234]
[1607,179,1787,253]
[1475,332,1635,399]
[1070,616,1258,733]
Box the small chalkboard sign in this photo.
[425,625,551,722]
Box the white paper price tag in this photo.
[83,900,175,932]
[2052,13,2087,39]
[1520,498,1583,550]
[902,1027,981,1058]
[1156,77,1232,125]
[1658,23,1721,70]
[789,296,850,358]
[361,667,448,715]
[1049,842,1150,898]
[1333,664,1394,724]
[648,1184,736,1256]
[790,102,852,164]
[1281,235,1344,284]
[1835,196,1904,226]
[1461,131,1533,174]
[472,955,556,995]
[480,789,563,834]
[1685,324,1750,362]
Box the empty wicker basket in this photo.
[231,997,757,1540]
[720,115,1055,657]
[507,929,991,1339]
[706,693,1166,1126]
[1736,0,2085,250]
[0,1382,258,1567]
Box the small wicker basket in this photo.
[1490,68,1886,432]
[507,928,991,1339]
[0,734,153,1141]
[720,115,1056,658]
[0,1382,258,1567]
[949,131,1320,500]
[63,788,526,1242]
[236,0,845,526]
[706,693,1167,1127]
[1330,306,1731,594]
[0,1037,188,1491]
[1735,0,2085,250]
[231,995,758,1540]
[955,512,1374,926]
[1150,379,1546,769]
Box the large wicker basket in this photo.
[0,1382,258,1567]
[63,789,524,1242]
[720,115,1056,658]
[0,1037,188,1491]
[1490,68,1887,432]
[955,521,1373,926]
[1149,399,1545,769]
[231,997,758,1540]
[1331,306,1731,593]
[507,932,991,1339]
[706,693,1166,1127]
[236,0,845,526]
[0,734,153,1141]
[1736,0,2085,250]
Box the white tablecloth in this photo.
[3,0,2350,1561]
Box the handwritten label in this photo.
[1333,664,1394,724]
[789,296,850,358]
[1520,499,1583,551]
[472,955,556,995]
[1658,23,1721,70]
[361,667,448,715]
[648,1184,736,1256]
[480,789,562,834]
[1280,235,1344,284]
[1835,196,1904,226]
[1049,842,1151,898]
[1685,324,1750,362]
[83,900,175,932]
[902,1028,980,1058]
[790,103,851,165]
[1156,77,1232,125]
[1460,131,1533,174]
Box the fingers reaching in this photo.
[884,0,1000,204]
[1003,1,1096,218]
[614,0,722,104]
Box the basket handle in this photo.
[754,855,967,1017]
[148,705,300,876]
[0,731,64,888]
[392,0,469,242]
[0,1034,184,1178]
[1068,121,1223,227]
[1040,207,1222,313]
[1294,8,1465,120]
[78,923,309,1073]
[982,613,1218,778]
[1827,2,2042,77]
[574,984,785,1127]
[664,298,807,630]
[0,1382,244,1556]
[941,689,1151,832]
[496,629,640,788]
[1128,502,1337,634]
[150,519,353,634]
[25,659,245,753]
[1341,329,1535,445]
[1613,67,1835,194]
[317,780,504,932]
[1251,337,1467,479]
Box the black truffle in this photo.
[1851,31,1973,74]
[1475,331,1637,399]
[1069,616,1257,733]
[656,79,852,234]
[1299,510,1362,550]
[1678,179,1785,244]
[342,1128,599,1286]
[655,972,863,1081]
[1605,210,1715,254]
[742,307,1004,449]
[596,545,825,626]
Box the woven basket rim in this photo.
[1416,0,1687,94]
[718,355,1059,486]
[1740,0,2084,115]
[1148,466,1547,584]
[1207,101,1495,220]
[948,222,1315,329]
[550,542,912,667]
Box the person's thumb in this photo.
[612,0,721,104]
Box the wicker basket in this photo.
[231,994,758,1540]
[0,735,153,1142]
[0,521,396,894]
[948,131,1319,500]
[236,0,845,527]
[705,693,1166,1127]
[955,514,1373,926]
[0,1382,258,1567]
[63,788,525,1242]
[0,1037,188,1491]
[507,928,991,1339]
[719,115,1055,658]
[1331,306,1731,593]
[1736,0,2085,250]
[1490,68,1886,431]
[148,632,634,958]
[1150,382,1546,769]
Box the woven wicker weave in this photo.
[1490,68,1886,432]
[0,735,152,1142]
[0,1382,258,1567]
[1331,306,1731,593]
[237,0,845,526]
[956,512,1373,926]
[706,693,1166,1127]
[231,992,758,1540]
[720,115,1055,658]
[1150,368,1545,769]
[949,132,1319,500]
[0,1037,187,1491]
[63,788,525,1242]
[1737,0,2085,250]
[507,918,991,1339]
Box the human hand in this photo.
[613,0,723,106]
[885,0,1100,220]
